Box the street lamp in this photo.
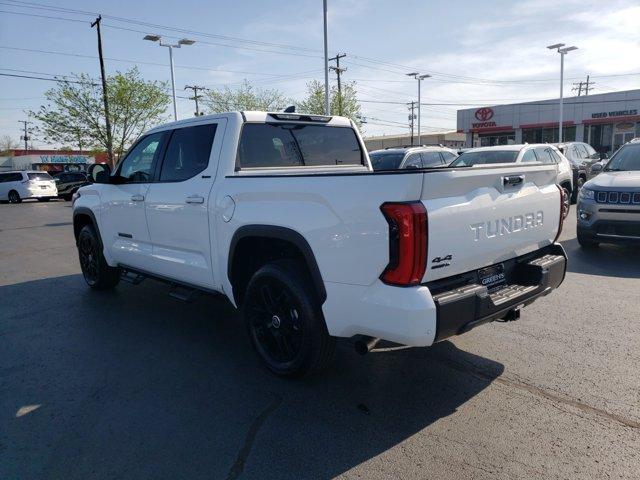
[407,72,431,145]
[547,43,578,142]
[144,35,196,121]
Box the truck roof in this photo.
[147,111,353,134]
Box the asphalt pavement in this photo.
[1,200,639,479]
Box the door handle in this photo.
[185,195,204,204]
[131,194,145,202]
[502,175,524,187]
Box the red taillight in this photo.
[554,185,565,243]
[380,201,428,286]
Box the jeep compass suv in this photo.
[576,140,640,247]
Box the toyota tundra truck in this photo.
[73,111,567,377]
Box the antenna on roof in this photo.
[283,105,296,113]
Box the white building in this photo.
[457,89,640,156]
[363,131,466,151]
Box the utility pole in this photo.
[322,0,330,115]
[184,85,208,116]
[19,120,32,154]
[572,80,584,96]
[407,102,417,145]
[584,75,594,95]
[91,15,114,167]
[329,53,347,115]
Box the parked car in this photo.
[450,144,573,217]
[0,170,58,203]
[53,171,91,201]
[73,111,566,377]
[369,145,458,171]
[552,143,596,204]
[576,140,640,248]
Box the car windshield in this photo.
[369,152,405,171]
[604,144,640,171]
[27,172,53,181]
[450,150,518,166]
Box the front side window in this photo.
[450,150,518,166]
[160,124,217,182]
[237,123,363,169]
[117,132,165,183]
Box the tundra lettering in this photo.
[470,211,544,241]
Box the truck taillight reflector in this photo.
[555,185,565,243]
[380,201,427,286]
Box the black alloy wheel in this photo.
[77,224,120,289]
[243,260,335,377]
[562,187,571,218]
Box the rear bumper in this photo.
[321,244,567,347]
[429,244,567,342]
[25,188,58,198]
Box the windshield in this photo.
[369,152,405,171]
[450,150,518,166]
[27,172,53,181]
[604,144,640,171]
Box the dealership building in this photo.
[457,89,640,155]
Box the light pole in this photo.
[407,72,431,145]
[547,43,578,142]
[323,0,330,115]
[144,35,195,121]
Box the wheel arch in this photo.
[228,225,326,306]
[73,207,102,247]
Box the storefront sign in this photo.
[39,155,89,164]
[472,121,497,128]
[591,109,638,119]
[475,107,494,121]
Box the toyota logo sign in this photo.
[475,107,494,121]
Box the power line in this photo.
[0,72,98,85]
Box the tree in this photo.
[30,67,170,162]
[203,80,290,113]
[0,135,20,155]
[297,80,363,128]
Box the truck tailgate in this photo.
[421,164,561,282]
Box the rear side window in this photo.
[27,172,53,181]
[521,149,537,163]
[160,124,217,182]
[369,152,405,171]
[421,151,443,167]
[534,147,556,164]
[237,123,363,169]
[441,151,457,164]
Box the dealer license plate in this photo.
[478,264,507,292]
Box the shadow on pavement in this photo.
[561,237,640,279]
[1,274,504,480]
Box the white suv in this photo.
[0,170,58,203]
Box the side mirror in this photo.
[88,163,111,183]
[600,152,609,160]
[591,163,603,174]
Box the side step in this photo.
[168,284,199,303]
[120,270,145,285]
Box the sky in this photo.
[1,0,639,148]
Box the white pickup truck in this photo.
[73,111,567,377]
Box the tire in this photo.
[77,224,120,289]
[243,260,335,378]
[37,197,51,202]
[61,194,72,201]
[8,190,21,204]
[562,187,571,219]
[577,231,599,249]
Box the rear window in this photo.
[369,152,405,171]
[27,172,53,181]
[450,150,518,166]
[237,123,363,169]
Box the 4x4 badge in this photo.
[431,255,452,269]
